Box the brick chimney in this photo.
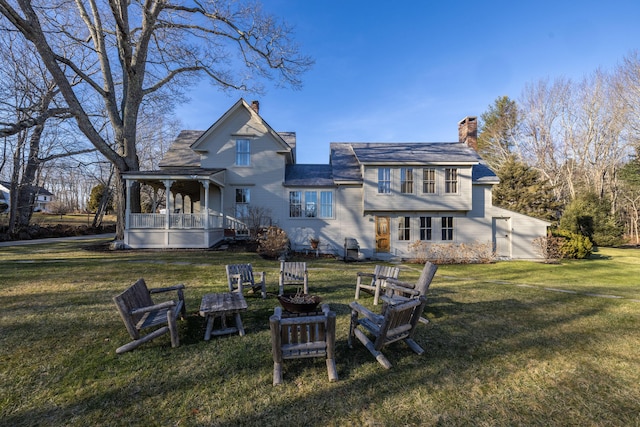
[458,116,478,150]
[250,100,260,114]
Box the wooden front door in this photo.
[375,216,390,252]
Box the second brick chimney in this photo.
[458,116,478,151]
[250,100,260,114]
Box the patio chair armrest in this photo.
[349,301,383,324]
[255,271,266,282]
[356,272,375,278]
[383,278,417,292]
[149,283,185,294]
[130,300,176,315]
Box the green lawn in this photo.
[1,241,639,426]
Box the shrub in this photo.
[408,240,495,264]
[533,235,564,263]
[257,226,289,259]
[551,228,593,259]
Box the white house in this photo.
[0,181,54,213]
[122,99,549,259]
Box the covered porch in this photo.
[122,168,244,249]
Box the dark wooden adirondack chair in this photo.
[354,264,400,305]
[348,296,427,369]
[225,263,267,299]
[279,261,308,295]
[269,304,338,385]
[112,278,186,354]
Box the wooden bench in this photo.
[112,278,186,354]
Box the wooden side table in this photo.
[199,292,248,340]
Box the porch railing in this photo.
[129,213,224,229]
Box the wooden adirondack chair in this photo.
[225,263,267,299]
[354,264,400,305]
[279,261,308,295]
[348,296,427,369]
[269,304,338,385]
[112,278,186,354]
[381,261,437,324]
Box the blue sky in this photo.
[175,0,640,164]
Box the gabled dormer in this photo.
[189,99,295,168]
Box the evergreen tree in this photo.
[478,96,520,170]
[559,192,623,246]
[493,156,560,221]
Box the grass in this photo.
[1,240,639,426]
[0,213,117,228]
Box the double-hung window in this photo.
[378,168,391,194]
[398,216,410,241]
[422,168,436,194]
[445,168,458,194]
[420,216,432,240]
[305,191,317,217]
[235,188,250,219]
[320,191,333,218]
[441,216,453,241]
[400,168,413,194]
[235,139,250,166]
[289,191,302,217]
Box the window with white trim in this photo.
[400,167,413,193]
[398,216,410,241]
[289,191,302,217]
[320,191,333,218]
[441,216,453,240]
[422,168,436,194]
[235,188,250,218]
[445,168,458,194]
[420,216,432,240]
[378,167,391,194]
[235,139,250,166]
[305,191,317,217]
[289,190,334,218]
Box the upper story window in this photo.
[289,190,334,219]
[445,168,458,194]
[378,168,391,194]
[235,139,250,166]
[422,168,436,194]
[400,168,413,194]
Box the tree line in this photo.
[480,53,640,246]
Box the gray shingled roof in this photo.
[284,164,334,187]
[158,130,203,168]
[327,142,497,184]
[348,142,482,164]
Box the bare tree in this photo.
[0,0,313,240]
[0,33,93,234]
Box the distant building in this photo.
[0,181,55,213]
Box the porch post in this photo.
[125,179,132,229]
[203,181,210,229]
[163,180,174,230]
